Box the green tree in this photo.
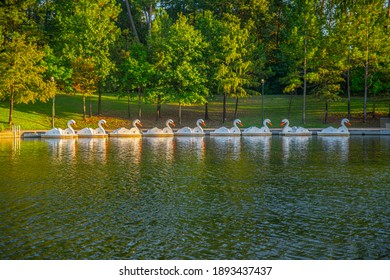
[196,12,256,122]
[53,0,121,119]
[304,0,349,123]
[0,0,56,125]
[281,0,321,124]
[351,1,390,122]
[0,34,56,124]
[120,43,154,119]
[149,12,208,124]
[42,46,73,93]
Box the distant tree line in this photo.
[0,0,389,125]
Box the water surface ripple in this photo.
[0,136,389,259]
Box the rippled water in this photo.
[0,136,389,259]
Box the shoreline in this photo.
[1,128,390,138]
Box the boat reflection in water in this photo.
[242,136,272,162]
[143,137,175,163]
[319,136,349,162]
[175,137,206,161]
[43,138,77,163]
[210,136,241,160]
[109,137,142,165]
[282,136,311,163]
[77,138,108,164]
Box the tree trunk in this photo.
[388,0,390,17]
[347,51,351,119]
[363,39,369,123]
[138,86,142,119]
[288,92,295,119]
[82,94,87,120]
[324,101,329,124]
[234,96,239,120]
[388,103,390,118]
[178,102,182,125]
[97,86,102,115]
[156,94,161,121]
[88,95,92,118]
[372,92,376,119]
[303,35,307,125]
[204,102,209,120]
[148,4,152,35]
[124,0,140,43]
[127,93,131,119]
[222,93,227,123]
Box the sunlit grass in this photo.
[0,93,389,130]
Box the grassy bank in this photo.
[0,93,389,130]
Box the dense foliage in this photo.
[1,0,389,124]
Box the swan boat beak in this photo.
[280,121,285,127]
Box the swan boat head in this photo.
[264,119,272,127]
[233,119,243,127]
[165,119,175,127]
[132,119,142,128]
[67,119,77,127]
[280,119,289,127]
[162,119,175,134]
[42,119,77,138]
[63,119,77,135]
[95,119,107,134]
[341,118,352,127]
[197,119,206,127]
[193,119,206,135]
[280,119,292,134]
[129,119,142,135]
[98,119,107,127]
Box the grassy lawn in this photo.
[0,93,389,130]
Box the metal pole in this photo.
[51,77,55,128]
[52,96,55,128]
[261,79,265,123]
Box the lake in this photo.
[0,135,389,259]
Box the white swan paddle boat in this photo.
[317,118,351,136]
[242,119,273,136]
[175,119,206,136]
[77,119,108,138]
[109,119,142,137]
[210,119,243,136]
[41,120,77,139]
[279,119,312,136]
[143,119,175,137]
